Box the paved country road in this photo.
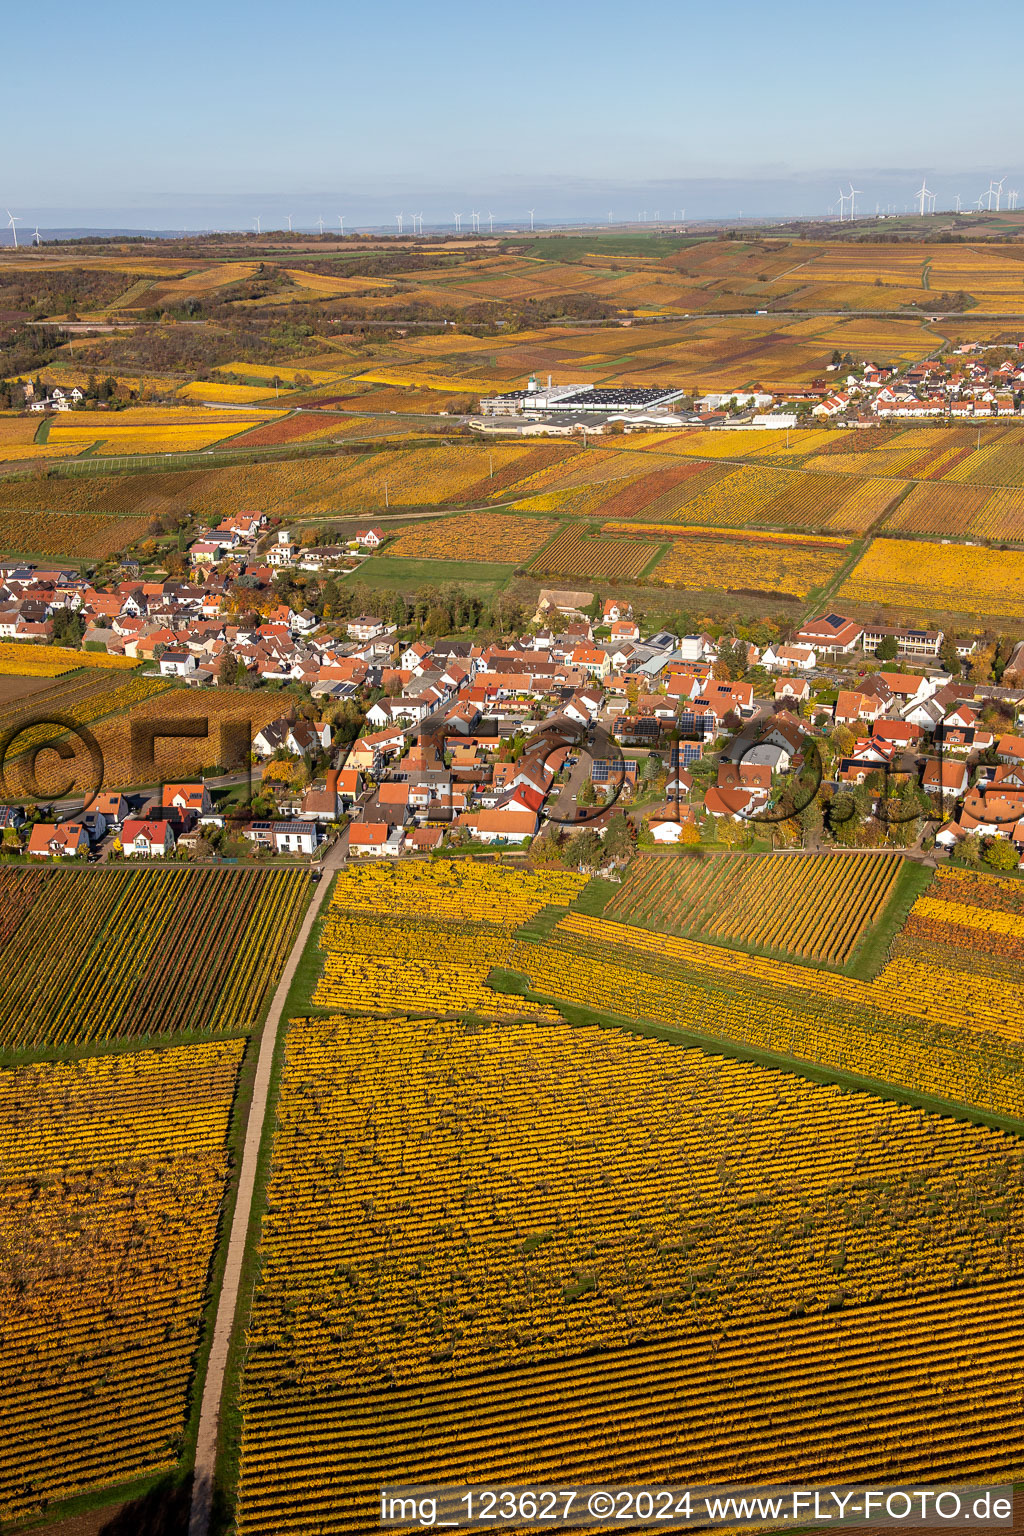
[187,834,346,1536]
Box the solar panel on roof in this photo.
[826,613,844,625]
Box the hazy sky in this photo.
[4,0,1023,229]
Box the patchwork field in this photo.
[308,862,584,1023]
[0,671,171,792]
[603,851,903,965]
[0,507,153,560]
[529,525,660,581]
[0,867,308,1049]
[512,897,1024,1121]
[47,407,280,454]
[0,642,139,677]
[883,479,1024,541]
[384,510,559,563]
[0,1039,242,1524]
[1,684,286,795]
[645,526,852,598]
[835,536,1024,625]
[235,1008,1024,1535]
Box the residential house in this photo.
[159,649,199,678]
[93,792,130,830]
[252,718,293,758]
[162,783,214,817]
[27,822,89,857]
[301,769,345,822]
[834,690,886,727]
[922,759,969,799]
[244,820,320,855]
[120,818,176,857]
[569,645,611,680]
[458,806,538,845]
[997,734,1024,765]
[287,721,331,757]
[646,803,698,843]
[609,618,641,643]
[348,821,402,857]
[347,615,386,641]
[794,613,864,654]
[775,677,810,704]
[762,644,817,671]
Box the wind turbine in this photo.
[608,210,614,223]
[835,186,848,221]
[318,215,325,235]
[528,208,535,232]
[254,214,262,234]
[6,210,20,248]
[453,212,462,232]
[848,183,861,221]
[954,194,961,214]
[286,215,293,231]
[1010,191,1020,212]
[915,178,933,217]
[487,211,494,233]
[32,225,42,246]
[338,214,345,235]
[395,213,404,235]
[470,210,480,232]
[995,177,1006,211]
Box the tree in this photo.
[969,644,997,684]
[828,790,860,847]
[217,648,236,687]
[603,812,632,860]
[832,723,856,758]
[983,836,1019,871]
[569,828,603,870]
[939,636,962,675]
[875,634,899,662]
[577,778,596,807]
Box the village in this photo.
[468,338,1024,433]
[3,524,1024,869]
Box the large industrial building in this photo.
[480,375,686,417]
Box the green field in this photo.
[350,555,516,595]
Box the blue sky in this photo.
[4,0,1024,229]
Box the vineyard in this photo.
[510,906,1024,1121]
[529,525,659,581]
[603,851,902,965]
[836,537,1024,625]
[0,1039,242,1524]
[308,863,584,1022]
[0,507,152,559]
[0,684,285,796]
[645,527,851,598]
[43,406,284,459]
[884,480,1024,541]
[0,642,139,677]
[0,671,171,798]
[384,511,559,563]
[235,1011,1024,1534]
[0,866,309,1049]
